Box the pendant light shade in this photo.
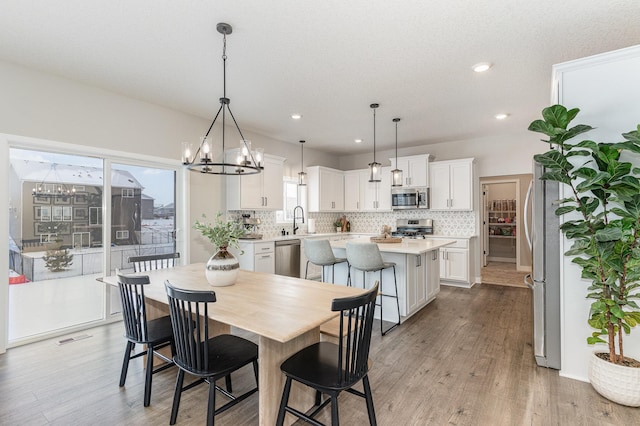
[181,23,263,175]
[298,140,307,186]
[368,103,381,182]
[391,117,403,187]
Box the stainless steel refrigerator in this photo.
[524,161,561,369]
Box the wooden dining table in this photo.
[101,263,366,425]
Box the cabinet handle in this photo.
[357,201,359,209]
[260,255,271,259]
[416,254,421,267]
[264,197,268,206]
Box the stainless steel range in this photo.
[392,219,434,239]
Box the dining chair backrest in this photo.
[304,239,337,265]
[345,242,385,271]
[164,281,216,373]
[129,252,180,272]
[117,272,152,342]
[332,282,378,386]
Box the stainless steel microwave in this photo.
[391,187,430,210]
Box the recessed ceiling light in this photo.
[495,113,510,120]
[354,139,363,144]
[472,62,493,73]
[291,114,302,120]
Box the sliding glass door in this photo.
[8,148,106,344]
[6,147,179,345]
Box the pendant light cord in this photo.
[373,106,377,162]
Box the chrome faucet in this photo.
[292,205,305,235]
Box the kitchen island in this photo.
[329,237,454,324]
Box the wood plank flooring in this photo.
[481,261,529,288]
[1,285,638,425]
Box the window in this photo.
[115,230,129,240]
[89,207,103,225]
[276,178,306,223]
[122,188,134,198]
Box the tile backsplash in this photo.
[229,209,477,238]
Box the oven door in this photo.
[391,188,418,210]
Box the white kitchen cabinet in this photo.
[226,154,285,210]
[231,241,275,274]
[428,237,475,287]
[426,248,440,301]
[307,166,344,212]
[440,248,468,282]
[390,154,430,187]
[361,166,391,211]
[429,158,474,211]
[405,253,426,316]
[343,170,362,211]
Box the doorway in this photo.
[480,175,532,287]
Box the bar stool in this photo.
[345,241,401,335]
[304,239,350,285]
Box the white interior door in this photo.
[482,184,489,267]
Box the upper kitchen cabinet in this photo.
[361,166,392,211]
[307,166,344,212]
[226,153,285,210]
[429,158,474,211]
[343,170,362,211]
[390,154,430,187]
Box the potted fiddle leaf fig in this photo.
[194,212,246,287]
[529,104,640,406]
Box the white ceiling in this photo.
[1,1,639,155]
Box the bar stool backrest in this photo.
[345,242,384,271]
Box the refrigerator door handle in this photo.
[524,179,533,252]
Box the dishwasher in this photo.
[275,239,301,278]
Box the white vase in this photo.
[205,247,239,287]
[588,351,640,407]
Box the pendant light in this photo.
[391,117,403,186]
[368,103,381,182]
[298,140,307,186]
[181,22,263,175]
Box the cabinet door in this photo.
[320,168,344,210]
[439,249,447,279]
[445,248,468,282]
[407,157,428,187]
[254,252,275,274]
[377,166,392,211]
[261,156,284,210]
[449,161,472,210]
[406,253,427,316]
[240,172,263,209]
[429,163,451,210]
[426,250,440,300]
[344,171,361,211]
[361,173,378,211]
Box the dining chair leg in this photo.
[363,375,377,426]
[207,379,216,426]
[119,341,134,387]
[252,360,259,387]
[276,377,293,426]
[143,345,154,407]
[225,374,233,393]
[331,393,340,425]
[170,369,185,425]
[315,390,322,406]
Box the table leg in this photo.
[258,328,319,426]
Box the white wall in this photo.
[0,60,339,264]
[338,131,546,178]
[555,45,640,381]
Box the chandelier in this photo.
[32,163,76,199]
[181,23,263,175]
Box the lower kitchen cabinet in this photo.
[231,241,275,274]
[429,236,476,287]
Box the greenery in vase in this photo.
[528,104,640,365]
[333,219,343,228]
[194,212,246,251]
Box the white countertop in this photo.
[330,236,455,255]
